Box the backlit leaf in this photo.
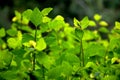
[114,21,120,29]
[41,8,53,16]
[73,17,80,27]
[80,16,89,29]
[99,21,108,27]
[94,14,102,21]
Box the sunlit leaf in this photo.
[35,37,47,51]
[41,7,53,16]
[22,9,32,20]
[73,17,80,27]
[13,11,21,22]
[89,20,96,27]
[85,62,97,68]
[99,21,108,27]
[7,38,18,49]
[114,21,120,29]
[94,14,102,21]
[80,16,89,29]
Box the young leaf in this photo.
[41,8,53,16]
[73,17,80,27]
[89,20,96,27]
[80,16,89,30]
[94,14,102,21]
[35,38,47,51]
[13,11,21,22]
[0,28,6,38]
[99,21,108,27]
[30,7,43,27]
[114,21,120,29]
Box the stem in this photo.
[32,26,37,71]
[80,39,84,67]
[42,65,45,80]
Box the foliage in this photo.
[0,7,120,80]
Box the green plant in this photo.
[0,7,120,80]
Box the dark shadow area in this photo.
[0,0,120,28]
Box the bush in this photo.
[0,7,120,80]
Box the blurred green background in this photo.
[0,0,120,28]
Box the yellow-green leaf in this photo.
[35,38,46,51]
[99,21,108,27]
[89,20,96,27]
[94,14,102,21]
[80,16,89,30]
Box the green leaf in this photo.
[89,20,96,27]
[36,52,54,69]
[75,28,84,40]
[6,28,18,36]
[73,17,80,27]
[82,30,99,41]
[22,33,34,43]
[42,17,51,23]
[22,9,32,20]
[114,21,120,29]
[80,16,89,30]
[99,21,108,27]
[7,38,18,49]
[30,7,43,27]
[0,38,6,49]
[0,28,6,38]
[48,16,65,31]
[0,38,4,45]
[0,50,13,69]
[41,7,53,16]
[35,38,47,51]
[12,49,26,67]
[85,62,97,68]
[46,61,72,79]
[94,14,102,21]
[85,43,106,58]
[14,11,21,22]
[54,15,64,21]
[99,27,109,33]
